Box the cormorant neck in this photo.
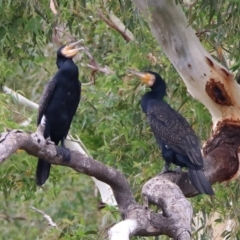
[140,76,166,114]
[150,76,166,99]
[56,57,73,69]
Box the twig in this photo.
[30,206,59,228]
[98,9,134,42]
[86,63,114,75]
[49,0,58,15]
[55,27,77,41]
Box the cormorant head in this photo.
[56,40,83,68]
[57,40,83,59]
[128,69,166,101]
[127,69,165,88]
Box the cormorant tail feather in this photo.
[188,169,214,195]
[36,159,51,186]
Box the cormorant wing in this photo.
[37,77,57,125]
[146,100,203,167]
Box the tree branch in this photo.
[3,86,39,110]
[98,9,134,42]
[0,128,192,239]
[2,86,117,206]
[30,206,59,229]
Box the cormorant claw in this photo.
[46,137,55,145]
[174,166,182,174]
[56,146,71,162]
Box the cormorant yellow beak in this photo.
[127,69,156,86]
[61,40,83,58]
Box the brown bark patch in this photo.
[205,78,232,106]
[221,68,230,78]
[205,57,214,67]
[203,124,240,182]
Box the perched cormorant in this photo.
[36,41,82,186]
[128,69,214,195]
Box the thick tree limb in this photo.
[0,128,192,239]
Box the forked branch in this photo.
[0,126,192,239]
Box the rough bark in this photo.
[0,127,192,239]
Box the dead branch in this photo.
[0,127,192,239]
[30,206,59,229]
[98,9,134,42]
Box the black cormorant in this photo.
[36,41,82,186]
[128,69,214,195]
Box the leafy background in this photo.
[0,0,240,239]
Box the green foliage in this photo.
[186,0,240,73]
[0,0,239,239]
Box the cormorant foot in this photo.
[56,146,71,162]
[157,169,172,175]
[174,166,182,174]
[46,137,55,145]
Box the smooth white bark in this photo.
[3,86,39,110]
[108,219,137,240]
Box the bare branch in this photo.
[0,128,192,239]
[98,9,134,42]
[109,219,138,240]
[49,0,58,15]
[182,0,197,7]
[30,206,60,229]
[3,86,117,206]
[86,63,114,75]
[3,86,39,110]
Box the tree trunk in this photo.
[131,0,240,187]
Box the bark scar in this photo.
[205,78,232,106]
